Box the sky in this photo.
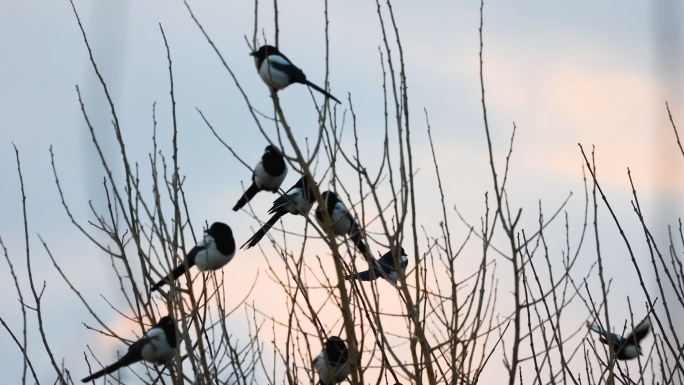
[1,1,683,384]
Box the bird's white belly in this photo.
[258,63,291,90]
[255,162,287,191]
[314,353,350,384]
[195,248,234,271]
[140,335,175,364]
[330,211,352,236]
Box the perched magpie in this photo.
[233,145,288,211]
[313,336,350,385]
[586,317,651,360]
[151,222,235,291]
[81,316,177,382]
[345,248,408,283]
[242,176,316,249]
[250,45,341,104]
[315,191,368,257]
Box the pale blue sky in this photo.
[1,1,683,383]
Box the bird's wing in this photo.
[627,317,651,342]
[377,252,396,270]
[126,335,151,356]
[269,185,301,214]
[270,194,290,214]
[587,321,623,343]
[185,244,205,265]
[267,55,306,83]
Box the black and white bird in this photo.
[151,222,235,291]
[345,248,408,283]
[250,45,341,104]
[586,317,651,360]
[242,176,316,249]
[313,337,350,385]
[82,316,177,383]
[233,145,288,211]
[315,191,368,257]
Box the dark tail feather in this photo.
[150,263,190,291]
[304,80,341,104]
[233,183,261,211]
[344,270,373,281]
[81,354,136,382]
[349,231,368,259]
[241,212,284,249]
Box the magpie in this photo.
[81,316,177,382]
[242,176,316,249]
[313,336,350,385]
[151,222,235,291]
[586,316,651,360]
[345,247,408,283]
[315,191,368,257]
[233,145,288,211]
[250,45,341,104]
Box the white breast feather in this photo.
[254,161,287,191]
[140,328,175,364]
[330,203,352,235]
[258,56,293,90]
[195,235,234,271]
[313,350,350,385]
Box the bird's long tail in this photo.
[304,80,341,104]
[242,212,284,249]
[349,231,369,260]
[81,354,137,382]
[233,182,261,211]
[344,270,373,281]
[150,262,191,292]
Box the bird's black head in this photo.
[157,316,174,329]
[156,316,178,347]
[325,336,348,364]
[250,45,279,59]
[264,144,280,154]
[207,222,233,239]
[318,191,340,216]
[321,191,340,204]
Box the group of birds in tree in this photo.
[80,45,406,384]
[80,44,652,383]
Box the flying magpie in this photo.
[345,247,408,283]
[313,336,350,385]
[151,222,235,291]
[586,316,651,360]
[250,45,341,104]
[81,316,177,382]
[242,176,316,249]
[233,145,288,211]
[315,191,368,257]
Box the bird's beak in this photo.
[249,52,256,56]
